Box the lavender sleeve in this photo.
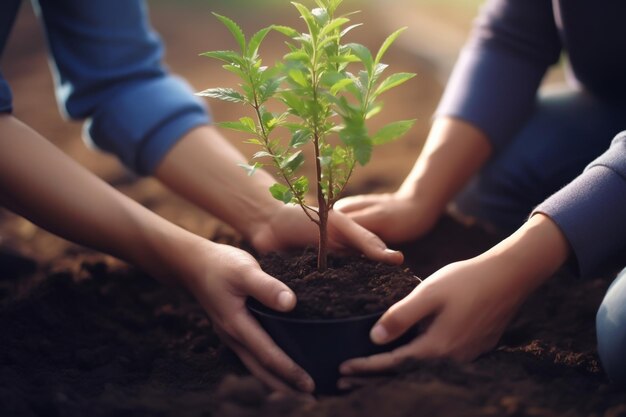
[533,132,626,277]
[435,0,561,151]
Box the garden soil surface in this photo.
[2,2,626,416]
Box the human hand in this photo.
[179,239,315,393]
[334,191,439,244]
[249,204,404,265]
[338,256,527,378]
[339,214,569,377]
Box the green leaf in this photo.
[280,150,305,172]
[288,69,309,87]
[213,13,247,54]
[346,43,374,75]
[272,25,299,38]
[330,78,354,95]
[284,51,310,62]
[339,120,372,165]
[374,72,416,96]
[280,91,306,116]
[269,183,293,204]
[248,27,272,59]
[340,23,362,37]
[259,77,282,103]
[199,50,242,65]
[372,119,416,145]
[320,17,350,37]
[238,162,262,176]
[292,2,319,37]
[222,64,246,79]
[311,7,329,25]
[375,27,406,65]
[239,117,257,132]
[289,129,312,147]
[253,150,273,159]
[196,88,245,103]
[293,176,309,197]
[217,120,256,134]
[244,138,263,146]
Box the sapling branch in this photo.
[199,0,416,272]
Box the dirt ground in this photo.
[1,2,626,416]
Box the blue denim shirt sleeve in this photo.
[434,0,561,152]
[533,132,626,277]
[34,0,210,174]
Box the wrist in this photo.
[484,213,570,294]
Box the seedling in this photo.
[198,0,415,271]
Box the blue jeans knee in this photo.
[596,267,626,385]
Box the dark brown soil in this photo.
[2,2,626,417]
[256,250,420,319]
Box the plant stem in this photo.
[313,131,329,272]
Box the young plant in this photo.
[198,0,415,271]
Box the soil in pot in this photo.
[247,248,421,394]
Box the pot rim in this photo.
[246,299,384,325]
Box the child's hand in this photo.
[249,204,404,265]
[179,239,315,393]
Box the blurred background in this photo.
[0,0,559,263]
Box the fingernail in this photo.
[298,376,315,393]
[339,363,353,375]
[277,291,295,310]
[337,379,352,390]
[384,248,399,254]
[371,324,388,344]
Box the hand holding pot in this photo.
[180,240,315,393]
[339,214,570,375]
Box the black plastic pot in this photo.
[247,299,418,395]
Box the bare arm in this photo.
[0,114,314,392]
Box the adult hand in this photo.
[334,191,439,244]
[339,257,524,378]
[339,214,569,377]
[179,239,315,393]
[249,203,404,265]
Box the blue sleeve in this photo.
[434,0,561,151]
[533,132,626,277]
[0,0,22,113]
[0,74,12,114]
[34,0,211,174]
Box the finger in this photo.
[241,268,296,313]
[342,206,395,241]
[370,285,440,345]
[329,211,403,265]
[228,311,315,393]
[334,194,382,213]
[221,331,296,393]
[340,333,439,374]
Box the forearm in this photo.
[398,117,492,217]
[154,125,282,241]
[480,213,570,297]
[0,115,202,281]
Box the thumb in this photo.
[370,286,437,345]
[242,269,296,313]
